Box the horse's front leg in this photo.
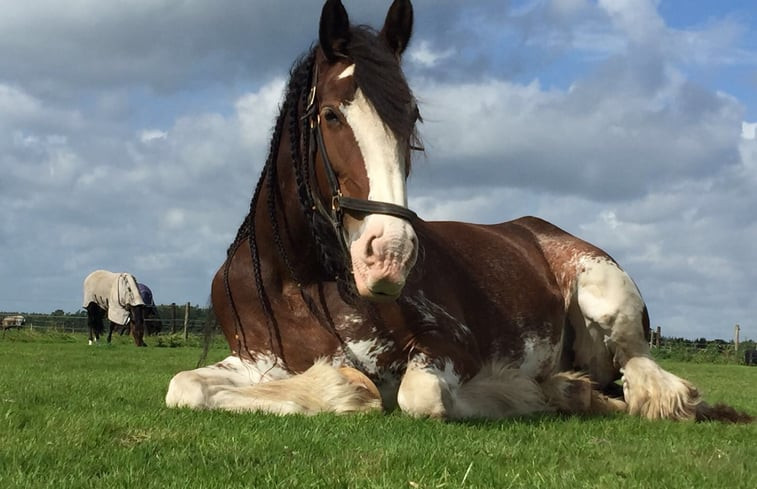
[397,353,550,420]
[131,322,146,347]
[166,356,381,415]
[397,354,454,418]
[107,321,115,343]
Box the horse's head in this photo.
[130,303,146,331]
[309,0,419,302]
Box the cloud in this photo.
[0,78,282,311]
[412,68,742,201]
[139,130,167,143]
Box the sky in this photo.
[1,0,756,341]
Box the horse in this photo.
[115,283,163,337]
[2,315,25,329]
[166,0,751,422]
[138,283,164,336]
[83,270,148,347]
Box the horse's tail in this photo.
[696,402,754,423]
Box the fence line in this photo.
[3,315,207,335]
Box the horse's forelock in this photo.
[348,27,417,149]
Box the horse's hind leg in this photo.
[540,371,627,415]
[86,303,102,345]
[569,255,701,420]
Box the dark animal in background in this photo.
[138,283,163,336]
[115,283,163,337]
[83,270,147,346]
[166,0,751,423]
[745,349,757,366]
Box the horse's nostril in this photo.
[365,235,376,257]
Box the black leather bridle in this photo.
[302,71,418,257]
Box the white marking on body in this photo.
[398,354,457,418]
[343,338,393,375]
[339,312,369,327]
[518,332,558,378]
[575,256,644,331]
[337,63,355,79]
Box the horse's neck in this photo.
[251,127,322,287]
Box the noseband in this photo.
[302,70,417,255]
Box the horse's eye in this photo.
[323,108,340,126]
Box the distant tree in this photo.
[52,309,65,316]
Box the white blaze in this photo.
[337,64,355,79]
[340,88,407,207]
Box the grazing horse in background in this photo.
[166,0,751,422]
[83,270,147,347]
[116,283,163,337]
[138,283,163,336]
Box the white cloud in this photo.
[236,77,287,150]
[413,68,742,200]
[139,130,167,143]
[742,121,756,140]
[407,40,455,68]
[598,0,666,44]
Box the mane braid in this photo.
[220,30,416,362]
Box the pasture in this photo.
[1,331,755,489]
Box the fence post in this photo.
[734,324,740,353]
[183,302,190,340]
[171,303,177,334]
[655,326,661,348]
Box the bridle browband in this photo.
[301,67,417,261]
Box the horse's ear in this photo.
[319,0,351,61]
[381,0,413,57]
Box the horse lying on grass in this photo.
[166,0,751,423]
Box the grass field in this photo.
[1,331,755,489]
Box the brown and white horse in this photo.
[166,0,751,422]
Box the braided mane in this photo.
[220,26,421,361]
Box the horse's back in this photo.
[414,215,594,296]
[83,269,118,307]
[410,217,572,367]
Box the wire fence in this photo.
[1,314,207,335]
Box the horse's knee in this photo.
[397,363,451,419]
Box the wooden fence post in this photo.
[171,303,177,334]
[655,326,661,348]
[183,302,190,340]
[734,324,740,352]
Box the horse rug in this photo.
[82,270,144,325]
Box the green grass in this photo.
[1,331,755,489]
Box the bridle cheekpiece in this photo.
[301,66,417,263]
